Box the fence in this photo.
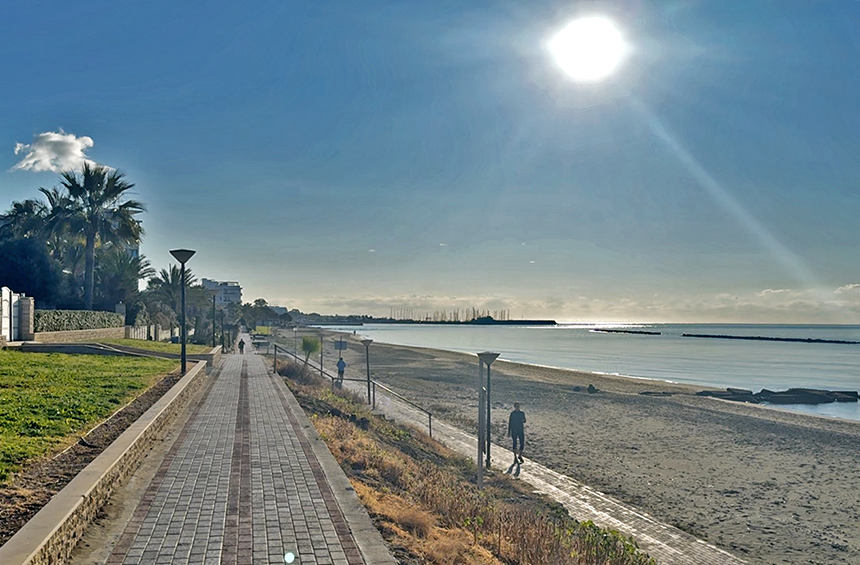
[270,343,434,437]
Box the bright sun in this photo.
[549,17,626,82]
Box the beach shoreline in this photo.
[316,331,860,565]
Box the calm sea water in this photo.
[324,323,860,422]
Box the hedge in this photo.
[34,310,125,332]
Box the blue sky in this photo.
[3,0,860,322]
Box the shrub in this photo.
[276,360,326,387]
[393,506,435,538]
[34,309,125,332]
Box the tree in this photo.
[301,336,320,367]
[0,198,48,241]
[57,163,146,309]
[94,245,155,312]
[145,265,196,315]
[0,239,61,306]
[142,264,197,333]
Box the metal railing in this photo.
[270,343,433,437]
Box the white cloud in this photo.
[11,131,95,173]
[758,288,791,296]
[835,284,860,294]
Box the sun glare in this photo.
[549,17,626,82]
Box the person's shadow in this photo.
[505,461,521,477]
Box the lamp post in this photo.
[293,327,298,357]
[220,310,225,349]
[170,249,196,374]
[361,339,373,404]
[208,289,218,348]
[478,352,500,469]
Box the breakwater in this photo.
[593,329,661,335]
[682,333,860,345]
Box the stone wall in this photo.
[32,327,125,343]
[0,361,209,565]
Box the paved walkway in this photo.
[103,340,394,565]
[316,358,747,565]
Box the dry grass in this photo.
[275,359,326,387]
[281,359,657,565]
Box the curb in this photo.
[0,361,209,565]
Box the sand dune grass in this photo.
[280,360,656,565]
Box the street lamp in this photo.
[361,339,373,404]
[478,352,500,470]
[293,326,298,357]
[169,249,196,374]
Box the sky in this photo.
[2,0,860,323]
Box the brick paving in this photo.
[106,342,391,565]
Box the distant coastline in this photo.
[380,317,557,326]
[312,316,557,327]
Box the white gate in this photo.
[1,287,21,342]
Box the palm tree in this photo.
[146,265,197,316]
[58,163,146,309]
[0,198,48,240]
[95,245,155,309]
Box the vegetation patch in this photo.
[99,338,212,355]
[0,350,176,482]
[34,309,125,332]
[278,360,657,565]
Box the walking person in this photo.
[336,357,346,387]
[507,402,526,465]
[238,339,245,355]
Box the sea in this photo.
[322,323,860,422]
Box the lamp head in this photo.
[478,352,500,366]
[170,248,196,264]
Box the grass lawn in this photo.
[0,350,176,482]
[99,338,212,355]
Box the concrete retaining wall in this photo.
[0,360,208,565]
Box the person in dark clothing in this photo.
[238,339,245,354]
[507,402,526,464]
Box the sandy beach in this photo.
[319,332,860,565]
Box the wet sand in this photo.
[324,333,860,565]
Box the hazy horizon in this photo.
[4,1,860,324]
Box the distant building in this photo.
[125,243,140,259]
[201,278,242,305]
